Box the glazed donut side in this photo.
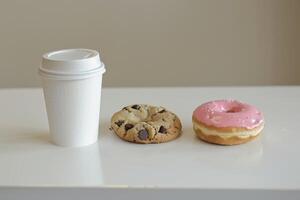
[192,116,264,145]
[111,104,182,144]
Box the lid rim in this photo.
[39,62,105,76]
[39,65,105,80]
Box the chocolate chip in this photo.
[122,107,131,112]
[115,120,124,127]
[158,126,167,134]
[158,109,166,113]
[138,129,149,140]
[125,123,134,131]
[131,104,140,110]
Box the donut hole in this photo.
[226,106,243,113]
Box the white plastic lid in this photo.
[39,49,105,78]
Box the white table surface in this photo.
[0,87,300,199]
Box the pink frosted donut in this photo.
[192,100,264,145]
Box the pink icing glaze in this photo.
[193,100,264,129]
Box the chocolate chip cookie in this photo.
[110,104,182,144]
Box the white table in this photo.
[0,87,300,200]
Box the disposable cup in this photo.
[39,49,105,147]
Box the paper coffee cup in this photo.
[39,49,105,147]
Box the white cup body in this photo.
[41,74,103,147]
[39,49,105,147]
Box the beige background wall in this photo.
[0,0,299,88]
